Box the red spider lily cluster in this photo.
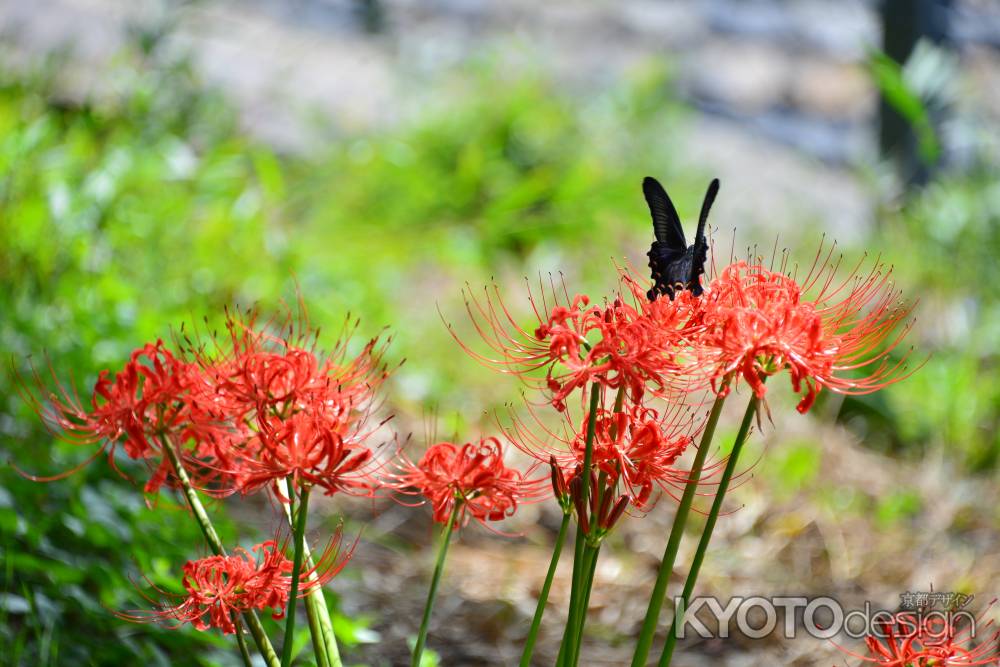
[834,608,1000,666]
[121,532,351,635]
[184,308,393,499]
[457,246,914,421]
[449,242,919,666]
[18,304,396,659]
[458,249,915,521]
[20,306,391,500]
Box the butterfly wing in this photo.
[643,176,686,250]
[689,178,720,285]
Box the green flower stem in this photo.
[160,437,226,553]
[630,391,728,666]
[657,391,760,667]
[612,385,625,414]
[555,620,569,666]
[282,485,312,667]
[304,600,330,667]
[280,479,340,667]
[519,511,571,667]
[558,527,585,667]
[308,592,339,667]
[160,438,281,667]
[412,501,462,667]
[558,382,602,666]
[566,473,608,666]
[235,616,255,667]
[569,543,601,667]
[560,546,595,667]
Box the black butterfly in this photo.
[643,176,720,301]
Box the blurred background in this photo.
[1,0,999,665]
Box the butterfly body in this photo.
[643,176,720,301]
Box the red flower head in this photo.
[579,404,697,508]
[834,606,1000,666]
[17,340,213,493]
[182,306,394,499]
[448,275,695,411]
[693,249,917,413]
[503,396,709,510]
[119,530,352,634]
[392,437,547,529]
[233,411,377,499]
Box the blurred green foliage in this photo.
[866,169,1000,470]
[844,46,1000,471]
[762,440,822,500]
[875,489,924,527]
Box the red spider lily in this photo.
[581,405,695,508]
[175,306,395,499]
[446,275,695,411]
[692,254,916,413]
[834,607,1000,666]
[391,437,547,529]
[502,397,711,510]
[119,530,352,635]
[232,411,381,499]
[796,245,919,409]
[221,347,325,410]
[15,341,217,493]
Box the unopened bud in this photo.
[602,495,630,530]
[549,456,567,498]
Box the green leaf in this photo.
[866,48,941,164]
